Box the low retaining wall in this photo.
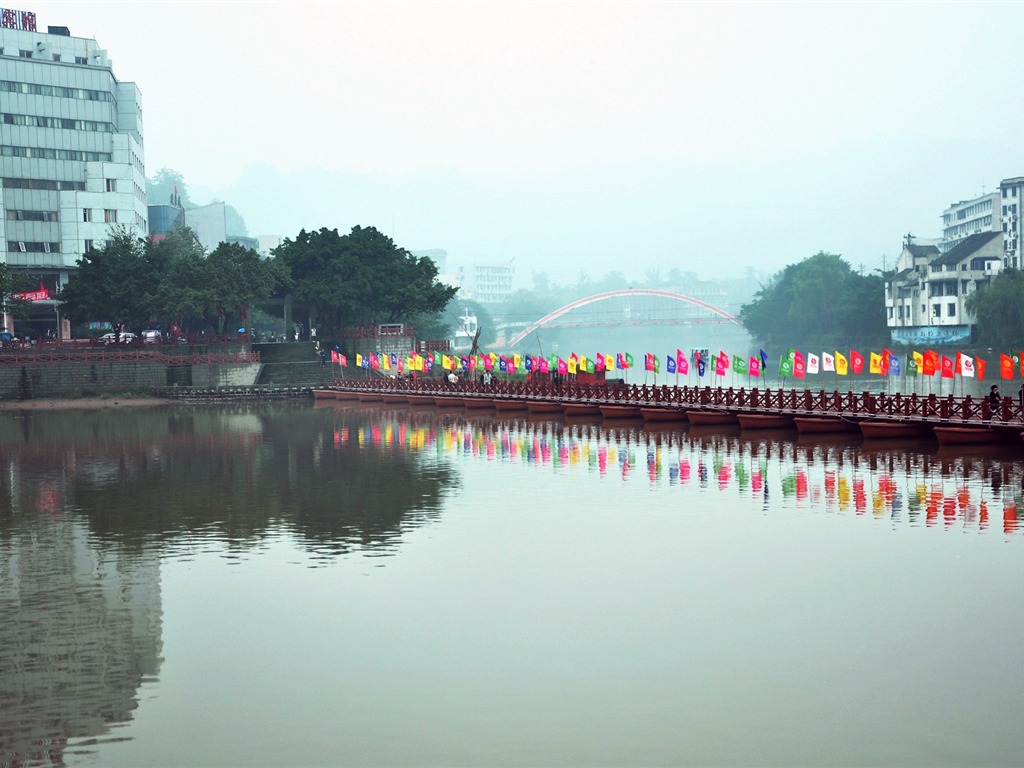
[0,361,166,399]
[0,360,262,399]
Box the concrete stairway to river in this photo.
[254,342,335,387]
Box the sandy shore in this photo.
[0,396,170,411]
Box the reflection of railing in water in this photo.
[325,405,1024,536]
[330,378,1024,424]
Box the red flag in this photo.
[557,358,568,375]
[941,355,955,379]
[793,350,806,379]
[955,351,963,374]
[923,350,938,376]
[645,353,655,372]
[595,353,605,372]
[749,356,761,377]
[676,348,685,370]
[1000,354,1014,379]
[977,357,986,381]
[880,349,891,375]
[850,350,865,375]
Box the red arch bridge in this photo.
[505,289,743,348]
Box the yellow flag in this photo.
[579,355,588,371]
[913,351,923,371]
[382,354,390,369]
[869,352,882,374]
[513,353,522,369]
[835,351,848,375]
[605,353,614,370]
[567,357,577,374]
[355,353,363,368]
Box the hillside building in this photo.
[0,14,146,338]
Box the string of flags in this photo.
[330,346,1024,381]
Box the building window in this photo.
[105,178,116,192]
[932,304,941,317]
[104,209,116,223]
[947,302,956,317]
[18,50,31,58]
[83,208,92,222]
[51,54,60,62]
[75,56,87,65]
[84,239,94,252]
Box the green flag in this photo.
[779,355,793,377]
[906,353,918,376]
[733,355,748,374]
[625,352,634,368]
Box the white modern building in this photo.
[458,261,514,304]
[940,192,999,253]
[0,13,146,337]
[999,176,1024,269]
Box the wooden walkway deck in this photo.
[317,379,1024,446]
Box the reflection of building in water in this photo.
[0,514,162,764]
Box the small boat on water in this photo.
[404,394,436,406]
[563,402,602,417]
[859,420,934,440]
[526,400,564,414]
[686,410,739,426]
[332,389,360,400]
[933,425,1000,446]
[432,395,465,408]
[793,416,861,434]
[736,412,794,430]
[640,406,688,423]
[312,388,336,401]
[356,392,383,403]
[492,398,529,411]
[462,397,495,410]
[600,404,643,419]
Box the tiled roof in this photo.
[906,244,939,258]
[932,231,1002,267]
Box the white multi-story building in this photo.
[0,13,146,336]
[940,192,1000,253]
[885,233,1002,346]
[458,261,514,304]
[999,177,1024,268]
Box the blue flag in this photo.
[667,355,676,374]
[698,359,706,377]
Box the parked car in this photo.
[141,330,161,343]
[98,332,137,344]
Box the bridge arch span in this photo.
[507,289,743,348]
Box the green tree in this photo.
[274,226,457,333]
[204,242,290,333]
[149,226,210,324]
[0,263,36,326]
[965,268,1024,347]
[740,252,888,350]
[57,227,154,337]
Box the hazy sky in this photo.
[35,1,1024,285]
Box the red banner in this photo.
[14,281,49,302]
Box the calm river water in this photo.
[1,401,1023,767]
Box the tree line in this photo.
[55,224,457,342]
